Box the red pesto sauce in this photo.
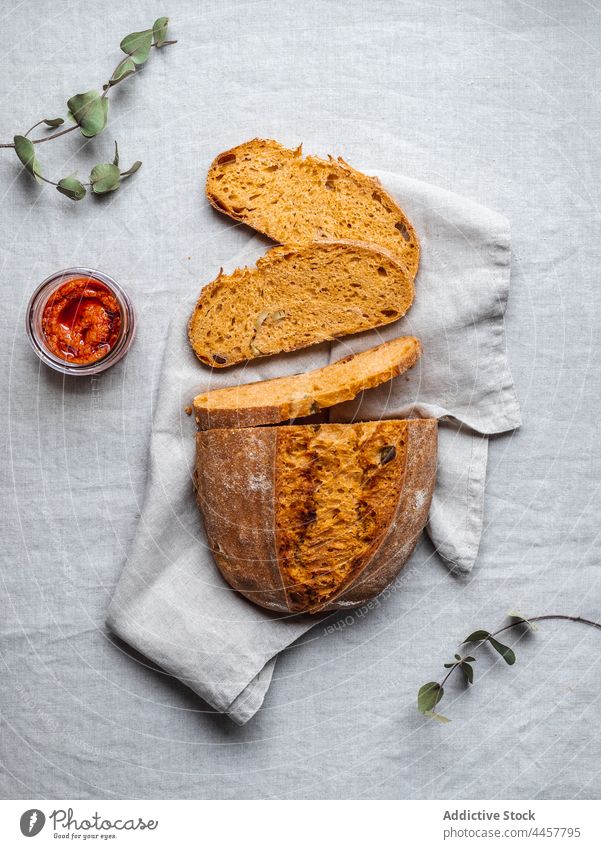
[41,277,122,365]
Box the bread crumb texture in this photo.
[275,421,408,611]
[206,138,419,279]
[188,243,414,367]
[193,336,421,429]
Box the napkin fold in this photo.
[107,172,521,724]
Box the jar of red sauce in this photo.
[26,268,136,375]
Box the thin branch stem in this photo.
[440,664,460,689]
[31,124,79,145]
[37,174,58,187]
[24,119,47,138]
[492,614,601,637]
[456,614,601,659]
[0,36,176,149]
[435,614,601,700]
[0,124,78,149]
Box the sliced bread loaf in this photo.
[193,336,421,430]
[188,242,414,368]
[206,138,419,279]
[195,418,437,613]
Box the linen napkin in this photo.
[106,172,521,724]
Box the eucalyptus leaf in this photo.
[13,135,42,183]
[424,710,451,724]
[43,117,64,128]
[488,637,516,665]
[152,17,169,47]
[112,141,119,167]
[463,630,491,643]
[110,56,136,85]
[120,160,142,178]
[460,661,474,685]
[120,29,153,64]
[57,177,86,201]
[508,611,538,630]
[90,162,120,195]
[417,682,444,714]
[67,91,108,137]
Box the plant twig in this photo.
[494,614,601,636]
[417,613,601,723]
[1,17,175,200]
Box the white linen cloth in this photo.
[106,172,520,724]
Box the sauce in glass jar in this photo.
[41,276,122,365]
[26,268,136,376]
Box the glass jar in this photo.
[26,267,136,376]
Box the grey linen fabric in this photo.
[106,172,520,724]
[5,0,601,801]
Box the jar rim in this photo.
[26,267,136,376]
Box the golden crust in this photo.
[193,336,422,430]
[194,420,437,614]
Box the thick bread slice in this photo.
[206,138,419,279]
[193,336,421,430]
[188,242,414,368]
[195,419,437,614]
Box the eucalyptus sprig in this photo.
[1,17,175,201]
[417,613,601,723]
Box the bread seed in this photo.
[380,445,396,465]
[254,311,270,330]
[212,353,227,364]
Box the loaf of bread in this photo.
[188,242,414,368]
[206,138,419,279]
[195,419,437,613]
[193,336,421,430]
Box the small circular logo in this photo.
[19,809,45,837]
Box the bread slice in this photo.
[206,138,419,279]
[195,419,437,613]
[188,242,414,368]
[193,336,421,430]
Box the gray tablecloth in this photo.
[1,0,600,799]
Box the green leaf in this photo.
[67,91,109,137]
[13,135,42,183]
[488,637,516,665]
[120,160,142,178]
[120,29,153,64]
[463,630,491,643]
[508,611,538,631]
[443,662,456,669]
[57,177,86,201]
[454,653,462,661]
[152,17,169,47]
[43,117,64,128]
[112,141,119,167]
[463,656,476,662]
[90,162,120,195]
[417,682,444,714]
[109,56,137,85]
[460,661,474,684]
[424,710,451,724]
